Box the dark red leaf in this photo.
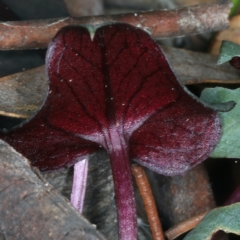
[0,24,221,239]
[0,116,98,171]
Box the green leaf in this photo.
[217,41,240,65]
[200,87,240,158]
[184,203,240,240]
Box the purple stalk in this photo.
[107,127,137,240]
[70,158,89,213]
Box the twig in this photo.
[0,0,231,50]
[131,164,164,240]
[164,211,209,240]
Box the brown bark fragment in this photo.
[0,0,231,50]
[0,46,239,119]
[0,140,106,240]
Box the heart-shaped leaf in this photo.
[0,24,221,239]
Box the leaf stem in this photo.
[131,164,164,240]
[108,129,137,240]
[70,158,89,213]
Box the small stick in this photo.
[70,158,89,213]
[0,0,231,50]
[131,164,164,240]
[164,211,209,240]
